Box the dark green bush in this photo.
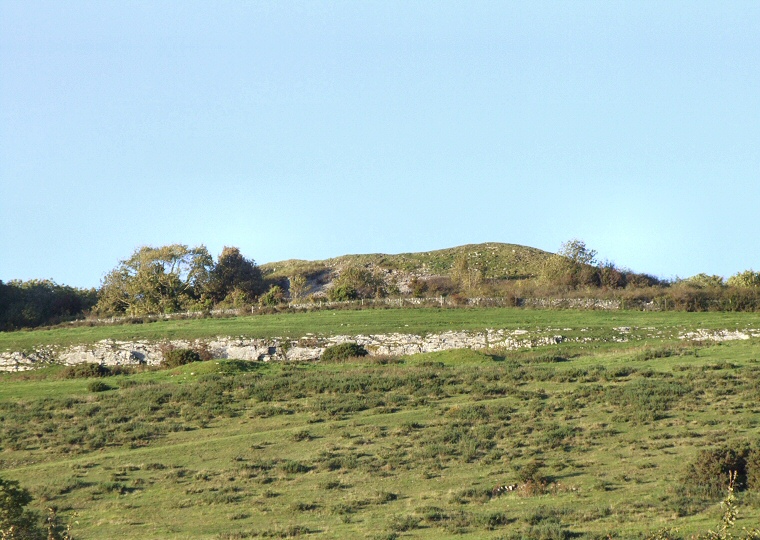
[259,285,285,307]
[680,444,751,500]
[62,362,111,379]
[87,380,112,392]
[328,284,358,301]
[387,514,421,532]
[375,491,398,503]
[259,285,285,306]
[516,459,549,486]
[748,446,760,490]
[320,343,369,362]
[417,505,448,523]
[163,348,201,368]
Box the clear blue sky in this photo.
[1,1,758,289]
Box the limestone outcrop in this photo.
[3,326,757,372]
[0,329,565,372]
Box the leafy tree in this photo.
[625,271,663,288]
[288,274,308,301]
[328,284,358,301]
[330,265,385,299]
[451,253,484,292]
[96,244,213,316]
[0,476,43,539]
[205,247,264,304]
[541,255,576,289]
[542,239,601,289]
[0,280,97,331]
[727,270,760,288]
[599,260,627,289]
[409,276,428,297]
[259,285,285,306]
[684,274,726,288]
[558,239,597,266]
[215,288,250,309]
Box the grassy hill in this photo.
[2,311,760,539]
[260,242,553,283]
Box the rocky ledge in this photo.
[2,327,756,372]
[0,329,565,372]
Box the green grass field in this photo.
[2,308,760,539]
[2,307,760,351]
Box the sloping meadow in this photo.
[1,317,760,538]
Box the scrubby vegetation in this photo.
[4,241,760,332]
[3,241,760,537]
[0,280,97,331]
[1,323,760,538]
[0,475,74,540]
[320,343,368,362]
[161,348,202,368]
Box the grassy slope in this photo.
[260,242,553,280]
[2,307,760,352]
[1,311,760,539]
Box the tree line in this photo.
[0,245,265,330]
[2,241,760,331]
[96,245,266,316]
[0,279,97,331]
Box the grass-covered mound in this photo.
[260,242,552,282]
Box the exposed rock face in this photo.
[0,329,565,372]
[678,330,752,342]
[3,327,757,372]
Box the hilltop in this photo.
[3,240,759,333]
[260,242,553,296]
